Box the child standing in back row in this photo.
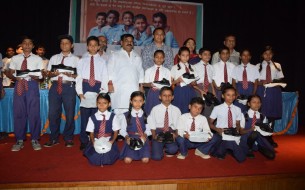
[256,46,284,148]
[76,36,109,151]
[143,50,171,115]
[171,47,197,114]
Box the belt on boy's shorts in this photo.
[54,80,75,84]
[83,79,101,83]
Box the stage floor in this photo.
[1,130,305,189]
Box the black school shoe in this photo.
[80,143,87,151]
[65,140,74,148]
[44,140,59,147]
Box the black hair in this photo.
[152,12,167,26]
[159,86,173,96]
[189,97,205,106]
[96,93,111,111]
[96,12,107,19]
[120,33,134,41]
[183,38,197,54]
[107,10,120,19]
[122,11,134,20]
[126,91,147,125]
[218,46,230,54]
[96,93,111,102]
[198,47,211,55]
[239,48,251,64]
[153,27,165,35]
[133,14,147,23]
[58,34,74,44]
[224,34,236,41]
[247,95,261,105]
[35,44,46,51]
[154,50,165,57]
[221,85,236,95]
[177,47,194,72]
[87,36,99,46]
[259,45,281,72]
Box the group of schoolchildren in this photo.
[3,31,284,167]
[88,10,178,48]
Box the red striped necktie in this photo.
[154,67,160,81]
[89,56,96,87]
[163,108,169,132]
[228,106,233,128]
[98,114,106,138]
[251,112,257,128]
[266,62,272,83]
[190,117,195,131]
[203,64,209,92]
[57,56,67,94]
[242,65,248,89]
[21,55,30,70]
[136,113,144,136]
[224,62,228,83]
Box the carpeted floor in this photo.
[0,129,305,184]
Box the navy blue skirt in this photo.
[172,85,196,114]
[120,137,151,160]
[144,89,160,115]
[83,141,120,166]
[256,86,282,118]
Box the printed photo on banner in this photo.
[72,0,203,48]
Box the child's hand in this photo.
[108,83,114,93]
[217,128,224,135]
[141,134,147,142]
[190,81,197,86]
[183,132,190,139]
[79,94,85,100]
[125,136,131,145]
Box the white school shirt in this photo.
[144,64,171,84]
[10,53,44,80]
[211,49,240,66]
[47,52,79,82]
[212,60,236,86]
[147,103,181,130]
[177,113,211,137]
[171,62,197,86]
[193,60,214,84]
[107,49,144,110]
[240,109,267,128]
[86,110,121,140]
[256,61,284,81]
[119,108,151,137]
[231,63,260,82]
[210,102,242,128]
[76,53,108,95]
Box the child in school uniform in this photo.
[256,46,284,148]
[193,48,215,118]
[171,46,197,114]
[148,86,181,160]
[7,36,44,151]
[143,50,171,115]
[239,95,275,159]
[132,14,153,46]
[76,36,109,151]
[231,49,260,113]
[83,93,120,166]
[209,86,246,163]
[176,97,218,159]
[212,46,236,102]
[101,10,122,45]
[44,34,79,148]
[88,12,107,37]
[120,91,151,164]
[120,11,134,34]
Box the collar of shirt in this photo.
[97,110,110,119]
[160,103,172,110]
[242,63,249,67]
[154,64,163,69]
[223,102,233,108]
[60,52,72,58]
[187,113,199,120]
[199,60,209,66]
[248,109,260,119]
[22,52,33,58]
[220,60,229,64]
[179,62,189,68]
[121,48,134,56]
[131,108,144,117]
[262,60,271,65]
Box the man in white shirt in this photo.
[107,34,144,115]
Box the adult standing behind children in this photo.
[107,34,144,115]
[141,27,173,71]
[211,34,240,66]
[7,36,44,151]
[43,35,79,148]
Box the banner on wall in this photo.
[70,0,203,51]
